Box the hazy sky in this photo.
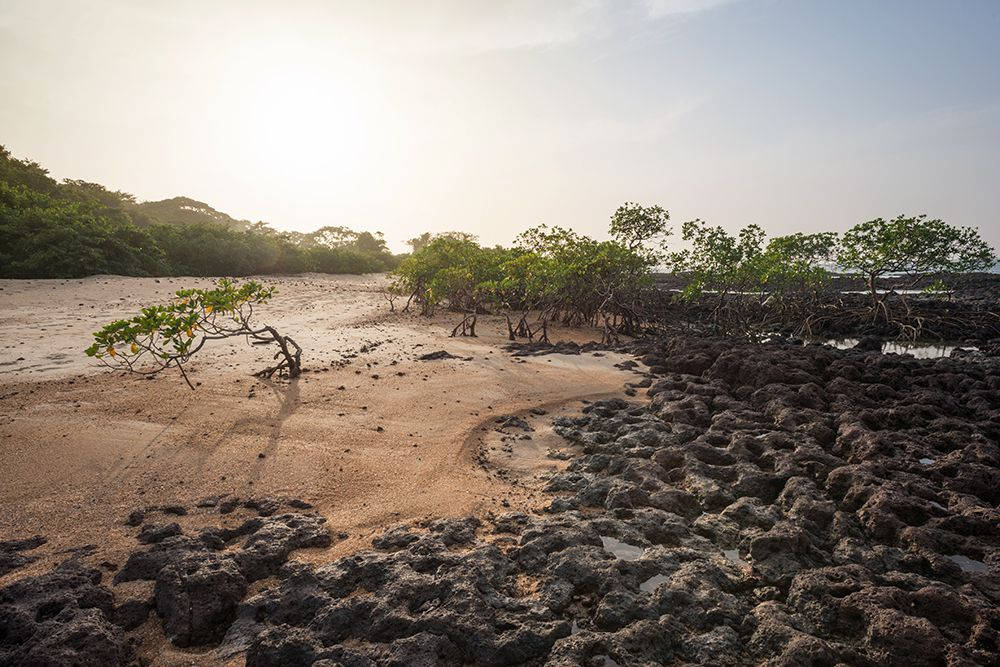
[2,0,998,251]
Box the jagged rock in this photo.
[155,552,248,647]
[0,560,130,666]
[138,522,181,544]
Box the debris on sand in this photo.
[417,349,459,361]
[505,341,608,357]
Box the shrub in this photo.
[390,209,662,341]
[85,279,301,388]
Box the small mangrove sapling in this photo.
[85,279,301,388]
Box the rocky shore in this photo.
[2,336,998,665]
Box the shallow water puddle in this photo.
[600,535,644,561]
[840,289,926,295]
[814,338,977,359]
[919,458,935,465]
[946,554,989,574]
[723,549,748,566]
[639,574,669,593]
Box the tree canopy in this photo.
[0,145,398,278]
[608,202,671,255]
[391,217,660,342]
[837,215,995,292]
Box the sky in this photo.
[1,0,998,252]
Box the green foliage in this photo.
[391,216,658,337]
[668,220,838,336]
[131,196,250,229]
[670,221,837,300]
[669,220,766,298]
[406,232,434,253]
[0,145,61,196]
[513,224,654,324]
[85,279,273,362]
[609,202,671,255]
[85,279,300,387]
[391,236,507,315]
[759,231,838,293]
[406,231,480,253]
[0,145,396,278]
[489,250,556,313]
[0,182,168,278]
[837,215,995,291]
[922,278,951,296]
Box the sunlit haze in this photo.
[2,0,998,251]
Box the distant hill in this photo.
[130,196,253,230]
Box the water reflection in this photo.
[946,554,988,574]
[723,549,748,566]
[812,338,978,359]
[639,574,669,592]
[600,535,644,561]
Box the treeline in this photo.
[391,204,996,340]
[0,146,399,278]
[390,205,672,341]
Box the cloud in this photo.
[643,0,742,20]
[328,0,612,53]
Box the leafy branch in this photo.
[85,278,301,388]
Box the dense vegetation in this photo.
[392,208,995,340]
[0,146,398,278]
[390,203,671,342]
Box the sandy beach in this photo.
[0,273,632,586]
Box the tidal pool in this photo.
[723,549,748,566]
[600,536,644,561]
[946,554,989,574]
[814,338,977,359]
[639,574,669,592]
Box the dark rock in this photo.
[0,535,45,576]
[234,513,331,581]
[219,497,240,514]
[112,597,152,631]
[244,497,281,517]
[853,336,883,352]
[138,522,181,544]
[155,552,248,647]
[0,560,130,665]
[417,350,458,361]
